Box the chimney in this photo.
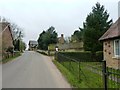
[61,34,64,37]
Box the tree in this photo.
[37,31,46,49]
[81,2,112,54]
[71,29,83,43]
[10,23,24,40]
[37,26,58,50]
[11,24,24,51]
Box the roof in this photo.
[29,40,38,45]
[0,22,14,41]
[99,17,120,41]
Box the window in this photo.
[114,39,120,57]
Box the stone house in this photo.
[28,40,38,51]
[99,17,120,69]
[0,22,14,59]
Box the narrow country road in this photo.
[2,51,71,88]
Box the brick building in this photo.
[99,17,120,69]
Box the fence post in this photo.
[102,60,108,90]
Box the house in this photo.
[0,22,14,59]
[28,40,38,51]
[99,17,120,69]
[58,34,65,44]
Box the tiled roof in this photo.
[99,17,120,41]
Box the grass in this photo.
[63,61,103,88]
[37,51,48,55]
[2,53,21,64]
[53,60,120,88]
[53,60,82,88]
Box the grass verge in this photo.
[37,50,55,56]
[37,51,48,55]
[53,60,120,88]
[53,60,87,88]
[2,53,21,64]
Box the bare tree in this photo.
[10,23,24,40]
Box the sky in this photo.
[0,0,120,49]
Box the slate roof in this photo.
[99,17,120,41]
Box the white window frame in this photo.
[114,39,120,58]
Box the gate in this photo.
[55,52,120,89]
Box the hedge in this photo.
[56,51,103,62]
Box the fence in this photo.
[55,52,120,89]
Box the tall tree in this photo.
[81,2,112,53]
[71,29,83,43]
[37,26,58,50]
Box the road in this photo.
[2,51,71,88]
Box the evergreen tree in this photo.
[82,2,112,53]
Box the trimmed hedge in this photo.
[56,51,103,62]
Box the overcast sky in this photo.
[0,0,119,48]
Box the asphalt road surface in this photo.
[2,51,71,88]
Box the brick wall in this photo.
[103,40,120,69]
